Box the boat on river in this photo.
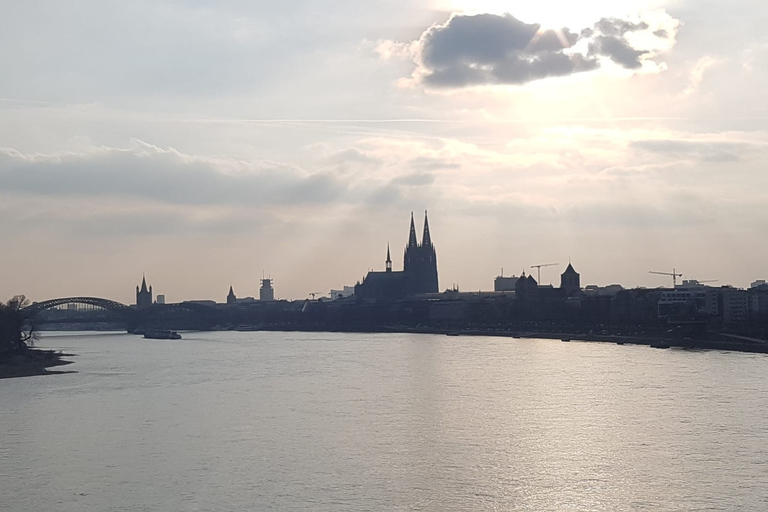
[144,330,182,340]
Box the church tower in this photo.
[386,243,392,273]
[136,275,153,307]
[422,210,432,247]
[419,210,438,293]
[227,285,237,305]
[407,212,418,249]
[560,263,581,296]
[403,211,439,294]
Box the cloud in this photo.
[0,141,347,206]
[588,37,646,69]
[630,138,765,163]
[391,172,435,186]
[682,56,718,95]
[385,11,678,88]
[319,147,383,172]
[0,200,275,238]
[0,139,451,232]
[414,13,594,87]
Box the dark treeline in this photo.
[0,295,34,354]
[0,296,73,379]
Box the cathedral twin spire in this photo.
[422,211,432,247]
[387,211,435,272]
[408,212,419,248]
[403,210,438,293]
[359,210,439,298]
[407,211,433,249]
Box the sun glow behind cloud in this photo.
[386,5,679,92]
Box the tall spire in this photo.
[136,274,152,307]
[227,284,237,304]
[408,211,418,248]
[386,243,392,272]
[422,210,432,247]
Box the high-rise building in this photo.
[494,273,519,292]
[260,278,275,301]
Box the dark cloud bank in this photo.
[410,13,671,87]
[0,142,436,210]
[0,144,343,207]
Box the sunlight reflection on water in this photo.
[2,331,767,511]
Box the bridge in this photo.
[23,297,221,332]
[23,297,132,316]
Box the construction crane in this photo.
[531,263,559,283]
[649,268,683,287]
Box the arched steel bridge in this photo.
[23,297,221,315]
[21,297,221,331]
[22,297,132,316]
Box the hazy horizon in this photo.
[2,0,767,304]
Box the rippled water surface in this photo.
[2,331,768,511]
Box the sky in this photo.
[1,0,767,304]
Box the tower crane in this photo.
[649,268,683,287]
[531,263,559,283]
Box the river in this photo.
[1,331,767,511]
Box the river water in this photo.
[1,331,767,511]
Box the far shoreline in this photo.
[220,325,768,355]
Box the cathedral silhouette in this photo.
[355,211,439,299]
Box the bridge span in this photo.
[23,297,132,316]
[22,297,221,332]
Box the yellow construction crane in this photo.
[649,268,683,287]
[531,263,559,283]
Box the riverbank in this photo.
[0,349,75,379]
[247,324,768,354]
[432,329,768,353]
[455,330,768,353]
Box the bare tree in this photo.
[0,295,36,353]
